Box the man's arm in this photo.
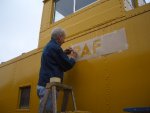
[52,47,77,71]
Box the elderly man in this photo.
[37,27,77,113]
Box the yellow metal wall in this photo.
[0,0,150,113]
[39,0,124,48]
[63,10,150,113]
[0,50,41,113]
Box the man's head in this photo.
[51,27,66,45]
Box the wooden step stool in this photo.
[41,82,77,113]
[42,82,90,113]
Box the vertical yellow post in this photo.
[49,0,54,24]
[132,0,139,8]
[40,0,53,32]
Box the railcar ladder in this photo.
[41,82,77,113]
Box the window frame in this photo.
[18,85,31,109]
[53,0,98,23]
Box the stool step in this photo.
[46,82,72,90]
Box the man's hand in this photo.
[65,47,78,60]
[69,51,78,59]
[64,47,73,55]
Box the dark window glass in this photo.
[54,0,74,22]
[75,0,96,11]
[19,86,31,109]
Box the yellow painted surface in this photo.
[0,0,150,113]
[61,111,91,113]
[38,0,125,48]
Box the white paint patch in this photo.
[71,28,128,61]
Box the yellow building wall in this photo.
[0,0,150,113]
[39,0,125,48]
[0,50,41,113]
[0,63,16,113]
[63,9,150,113]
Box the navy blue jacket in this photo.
[38,39,76,87]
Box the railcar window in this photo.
[124,0,134,11]
[19,86,31,109]
[124,0,150,11]
[53,0,96,22]
[54,0,74,22]
[75,0,96,11]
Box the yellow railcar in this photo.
[0,0,150,113]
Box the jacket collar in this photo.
[50,38,61,46]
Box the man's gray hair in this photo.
[51,27,66,40]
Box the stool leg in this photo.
[61,90,70,112]
[71,90,77,111]
[52,86,57,113]
[42,88,51,113]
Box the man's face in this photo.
[57,35,65,45]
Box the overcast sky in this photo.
[0,0,43,63]
[0,0,150,64]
